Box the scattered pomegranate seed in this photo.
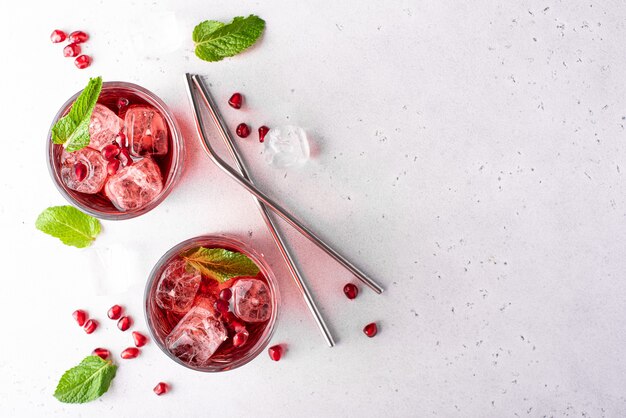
[107,159,120,175]
[117,316,131,331]
[233,331,249,347]
[236,123,250,138]
[120,347,140,359]
[50,29,67,43]
[214,299,229,314]
[107,304,123,320]
[363,322,378,337]
[63,43,81,58]
[92,348,110,360]
[117,97,129,109]
[228,93,243,109]
[343,283,358,300]
[258,126,270,143]
[74,55,91,69]
[83,319,98,334]
[268,345,283,361]
[74,162,87,182]
[219,288,232,301]
[132,331,148,347]
[69,31,89,44]
[153,382,169,396]
[118,147,133,166]
[72,309,87,326]
[102,144,121,161]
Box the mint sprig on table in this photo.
[54,356,117,404]
[36,206,101,248]
[193,15,265,62]
[182,247,260,283]
[51,76,102,152]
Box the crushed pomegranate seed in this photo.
[74,162,87,182]
[69,31,89,44]
[102,144,121,161]
[214,299,229,314]
[120,347,140,359]
[233,331,248,347]
[268,345,283,361]
[72,309,87,326]
[83,319,98,334]
[63,43,81,58]
[50,29,67,43]
[258,126,270,143]
[228,93,243,109]
[343,283,358,300]
[153,382,169,396]
[74,55,91,69]
[219,288,232,301]
[117,316,132,331]
[132,331,148,347]
[363,322,378,337]
[92,348,110,360]
[107,159,120,175]
[236,123,250,138]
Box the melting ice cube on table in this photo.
[60,147,108,194]
[231,278,271,323]
[155,259,201,314]
[89,104,123,150]
[165,302,228,366]
[104,157,163,211]
[124,105,168,157]
[264,125,310,168]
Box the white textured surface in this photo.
[1,0,626,416]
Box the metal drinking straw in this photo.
[185,73,385,296]
[184,75,335,347]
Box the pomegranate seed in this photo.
[107,304,123,320]
[343,283,358,300]
[83,319,98,334]
[228,93,243,109]
[101,144,121,161]
[258,126,270,143]
[74,55,91,69]
[363,322,378,337]
[50,30,67,43]
[69,31,89,44]
[72,309,87,326]
[153,382,169,396]
[117,316,131,331]
[120,347,140,359]
[107,159,120,175]
[214,299,229,314]
[74,162,87,182]
[63,43,81,58]
[268,345,283,361]
[118,147,133,166]
[233,331,249,347]
[132,331,148,347]
[219,288,232,301]
[236,123,250,138]
[92,348,110,360]
[117,97,129,109]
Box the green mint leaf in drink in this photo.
[51,76,103,152]
[35,205,101,248]
[54,356,117,404]
[193,15,265,62]
[182,247,260,283]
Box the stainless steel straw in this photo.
[185,73,384,295]
[185,74,335,347]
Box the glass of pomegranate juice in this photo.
[144,235,279,372]
[47,81,183,219]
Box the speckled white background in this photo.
[1,0,625,417]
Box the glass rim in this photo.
[143,234,280,373]
[46,81,184,220]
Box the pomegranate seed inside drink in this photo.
[146,236,278,371]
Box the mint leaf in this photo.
[52,77,102,152]
[54,356,117,404]
[182,247,260,283]
[36,206,101,248]
[193,15,265,62]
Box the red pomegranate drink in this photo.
[145,236,279,372]
[47,80,183,219]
